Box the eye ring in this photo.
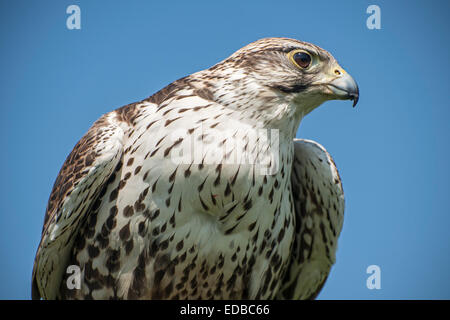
[289,50,312,69]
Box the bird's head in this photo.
[205,37,359,122]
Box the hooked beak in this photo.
[328,72,359,107]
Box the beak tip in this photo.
[328,73,359,108]
[352,94,359,107]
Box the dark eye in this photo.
[293,51,311,69]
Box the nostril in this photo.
[334,69,341,76]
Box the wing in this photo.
[277,139,345,299]
[32,112,125,299]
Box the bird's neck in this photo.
[192,69,307,141]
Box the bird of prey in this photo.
[32,37,358,300]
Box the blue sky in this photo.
[1,0,449,299]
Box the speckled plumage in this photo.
[32,37,357,300]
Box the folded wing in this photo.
[32,113,125,299]
[278,139,345,299]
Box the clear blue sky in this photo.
[1,0,449,299]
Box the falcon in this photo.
[32,37,359,300]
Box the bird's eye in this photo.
[292,51,312,69]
